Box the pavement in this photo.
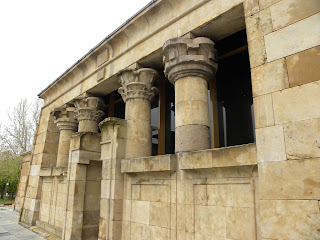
[0,207,45,240]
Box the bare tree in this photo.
[0,98,42,155]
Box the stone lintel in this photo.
[121,154,176,173]
[117,68,159,102]
[163,37,218,84]
[178,143,257,170]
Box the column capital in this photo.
[117,68,159,102]
[73,96,105,133]
[53,105,78,131]
[73,96,105,122]
[163,37,218,84]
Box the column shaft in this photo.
[125,99,152,158]
[175,76,210,152]
[56,129,75,167]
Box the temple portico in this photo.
[17,1,320,239]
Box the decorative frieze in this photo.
[73,96,105,133]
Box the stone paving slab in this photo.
[0,207,45,240]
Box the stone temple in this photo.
[15,0,320,239]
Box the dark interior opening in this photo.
[215,29,255,147]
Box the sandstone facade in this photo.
[17,0,320,239]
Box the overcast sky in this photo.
[0,0,151,123]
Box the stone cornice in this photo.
[163,37,218,84]
[118,68,159,102]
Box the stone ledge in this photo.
[39,167,68,177]
[52,167,68,176]
[178,143,257,170]
[39,167,52,177]
[121,154,176,173]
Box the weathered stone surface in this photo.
[245,7,272,41]
[256,125,286,163]
[149,202,170,228]
[270,0,320,31]
[247,36,267,68]
[131,200,150,225]
[175,125,210,153]
[272,80,320,124]
[259,0,281,9]
[265,13,320,62]
[178,143,257,169]
[251,58,289,97]
[259,158,320,199]
[121,154,176,173]
[226,207,255,239]
[284,118,320,159]
[260,200,320,240]
[253,94,275,128]
[286,45,320,87]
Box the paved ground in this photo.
[0,207,45,240]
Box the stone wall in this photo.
[247,0,320,238]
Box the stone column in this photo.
[73,96,105,133]
[118,68,159,158]
[163,37,218,152]
[53,105,78,167]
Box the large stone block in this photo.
[256,125,286,163]
[265,13,320,62]
[270,0,320,31]
[272,80,320,124]
[260,200,320,239]
[286,45,320,87]
[251,58,289,97]
[259,158,320,199]
[253,94,275,128]
[284,118,320,159]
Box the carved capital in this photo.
[73,97,105,123]
[117,68,159,102]
[53,105,78,131]
[163,37,218,84]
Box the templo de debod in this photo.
[15,0,320,239]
